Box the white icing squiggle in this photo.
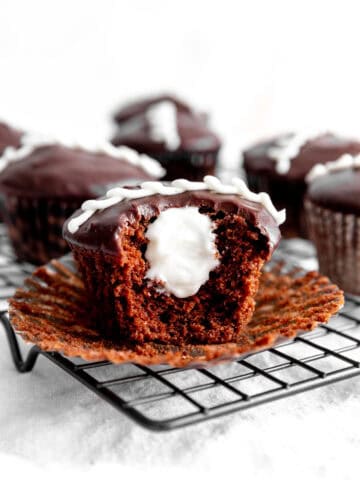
[306,153,360,183]
[67,175,286,234]
[146,101,181,150]
[268,131,322,174]
[0,134,165,178]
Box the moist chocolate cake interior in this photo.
[72,207,270,345]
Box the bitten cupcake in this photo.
[243,132,360,238]
[0,139,165,264]
[111,93,221,181]
[0,120,23,155]
[64,176,285,345]
[305,154,360,295]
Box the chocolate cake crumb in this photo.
[72,210,270,344]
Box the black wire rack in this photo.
[1,226,360,431]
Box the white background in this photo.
[2,0,360,165]
[1,1,360,478]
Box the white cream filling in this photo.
[268,130,322,174]
[0,134,165,178]
[67,175,286,234]
[146,101,181,150]
[306,153,360,183]
[145,207,219,298]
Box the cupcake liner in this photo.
[1,194,82,265]
[155,150,219,181]
[8,257,344,367]
[305,200,360,295]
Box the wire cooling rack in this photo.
[1,225,360,431]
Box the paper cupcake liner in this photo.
[1,195,82,265]
[305,200,360,295]
[8,257,344,367]
[245,171,307,238]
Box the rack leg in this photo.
[0,313,40,372]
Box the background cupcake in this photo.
[0,139,164,264]
[111,93,221,181]
[243,132,360,238]
[0,121,26,222]
[305,154,360,295]
[0,120,23,155]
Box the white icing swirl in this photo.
[268,131,322,174]
[67,175,286,234]
[0,134,165,178]
[306,153,360,183]
[146,101,181,150]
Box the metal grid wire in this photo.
[1,225,360,431]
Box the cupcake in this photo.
[64,176,285,345]
[0,120,23,155]
[243,132,360,238]
[305,154,360,295]
[0,121,24,221]
[111,93,221,181]
[0,139,165,264]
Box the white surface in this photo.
[1,0,360,477]
[145,207,219,297]
[1,330,360,479]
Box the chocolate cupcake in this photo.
[0,121,24,221]
[64,176,284,345]
[0,140,165,264]
[111,94,221,181]
[305,154,360,295]
[0,120,22,155]
[243,132,360,238]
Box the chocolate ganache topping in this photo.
[0,121,22,155]
[243,132,360,180]
[64,177,284,255]
[307,154,360,215]
[0,143,164,199]
[111,94,221,154]
[114,93,194,124]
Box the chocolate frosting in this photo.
[0,144,154,199]
[307,168,360,214]
[64,190,281,255]
[243,133,360,181]
[114,93,194,124]
[0,121,22,155]
[111,94,221,154]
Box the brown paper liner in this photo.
[8,257,344,367]
[1,195,83,265]
[305,200,360,296]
